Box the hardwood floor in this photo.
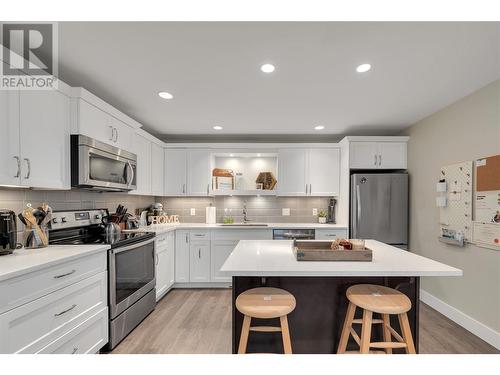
[111,288,498,354]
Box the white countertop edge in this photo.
[0,244,110,282]
[221,270,463,277]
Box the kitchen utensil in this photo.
[18,213,28,226]
[23,205,48,247]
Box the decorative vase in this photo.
[318,217,326,224]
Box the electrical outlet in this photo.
[312,208,318,216]
[282,208,290,216]
[190,208,196,216]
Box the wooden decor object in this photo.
[294,240,373,261]
[256,172,277,190]
[337,284,416,354]
[236,287,296,354]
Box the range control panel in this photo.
[50,209,107,230]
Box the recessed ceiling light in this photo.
[257,153,262,157]
[314,125,325,130]
[260,63,275,73]
[230,154,234,157]
[158,91,173,99]
[356,63,371,73]
[213,125,223,130]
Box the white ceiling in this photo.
[58,22,500,139]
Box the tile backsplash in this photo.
[0,187,336,235]
[0,188,156,234]
[156,196,336,224]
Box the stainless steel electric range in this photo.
[49,209,156,350]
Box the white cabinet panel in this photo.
[308,148,340,196]
[77,100,114,144]
[18,89,70,189]
[130,133,151,195]
[151,142,164,196]
[187,150,212,196]
[349,142,379,169]
[166,232,175,288]
[378,142,407,169]
[155,249,169,299]
[175,230,190,282]
[189,242,210,282]
[211,240,237,282]
[165,149,187,196]
[0,87,20,186]
[278,149,307,196]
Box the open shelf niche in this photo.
[211,152,278,196]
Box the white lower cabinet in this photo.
[175,230,190,282]
[155,232,175,301]
[0,260,108,354]
[38,307,108,354]
[189,241,211,282]
[211,240,238,282]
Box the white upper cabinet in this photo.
[0,83,70,190]
[308,148,340,196]
[278,148,340,196]
[165,149,188,196]
[377,142,407,169]
[0,88,20,186]
[73,98,134,151]
[277,149,308,196]
[349,140,407,169]
[349,142,380,169]
[151,142,164,196]
[130,133,152,195]
[19,90,71,189]
[187,150,212,196]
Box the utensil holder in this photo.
[24,226,49,249]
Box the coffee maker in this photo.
[0,209,18,255]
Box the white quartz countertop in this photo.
[220,240,463,277]
[132,223,348,234]
[0,244,110,282]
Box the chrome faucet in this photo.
[243,201,250,223]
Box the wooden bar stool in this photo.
[236,287,296,354]
[337,284,416,354]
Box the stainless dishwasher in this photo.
[272,229,315,240]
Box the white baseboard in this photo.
[420,289,500,350]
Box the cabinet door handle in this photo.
[198,248,201,258]
[182,183,186,194]
[23,158,31,179]
[114,127,118,142]
[305,184,308,194]
[378,154,382,166]
[13,156,20,178]
[109,126,114,141]
[53,269,76,279]
[309,184,312,195]
[71,347,78,354]
[54,304,77,317]
[185,233,188,243]
[207,184,210,195]
[374,154,377,166]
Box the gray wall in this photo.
[402,79,500,332]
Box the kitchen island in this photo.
[220,240,462,354]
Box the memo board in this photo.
[439,161,473,242]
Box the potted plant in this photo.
[318,210,327,224]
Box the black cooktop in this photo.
[49,227,155,249]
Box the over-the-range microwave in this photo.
[71,134,137,192]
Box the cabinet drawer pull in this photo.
[53,269,76,279]
[326,234,337,237]
[194,234,205,237]
[54,304,77,317]
[71,347,78,354]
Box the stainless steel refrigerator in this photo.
[350,173,408,247]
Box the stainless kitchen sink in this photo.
[217,223,269,227]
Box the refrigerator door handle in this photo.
[356,184,361,227]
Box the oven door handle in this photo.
[111,237,155,254]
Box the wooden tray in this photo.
[293,240,373,262]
